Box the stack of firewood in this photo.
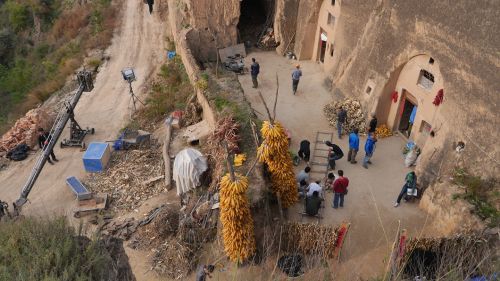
[0,109,52,152]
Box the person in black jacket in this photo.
[38,128,58,165]
[325,140,344,170]
[298,140,310,164]
[368,114,378,133]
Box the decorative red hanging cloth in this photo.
[391,90,398,103]
[433,89,444,106]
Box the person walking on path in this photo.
[250,58,260,88]
[332,170,349,208]
[196,264,215,281]
[37,128,58,165]
[368,114,378,133]
[325,141,344,170]
[362,132,377,169]
[347,129,359,164]
[146,0,154,14]
[291,64,302,95]
[394,171,417,207]
[337,107,347,139]
[298,139,310,164]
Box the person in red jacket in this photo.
[332,170,349,208]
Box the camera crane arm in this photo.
[13,71,94,212]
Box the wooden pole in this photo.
[257,91,274,124]
[272,72,279,120]
[276,192,284,221]
[224,141,235,181]
[162,122,173,189]
[250,120,260,148]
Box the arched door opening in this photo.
[397,90,417,138]
[318,31,327,63]
[238,0,275,46]
[377,54,443,148]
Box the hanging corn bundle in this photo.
[219,173,256,263]
[258,121,298,208]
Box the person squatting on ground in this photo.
[305,191,322,216]
[325,141,344,170]
[324,172,336,190]
[306,180,323,198]
[337,107,347,139]
[196,264,215,281]
[394,171,417,207]
[332,170,349,209]
[348,129,359,164]
[298,179,308,198]
[250,58,260,88]
[362,132,377,169]
[38,128,58,165]
[298,139,311,164]
[291,64,302,95]
[296,166,311,183]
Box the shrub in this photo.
[4,1,32,32]
[0,217,114,280]
[452,168,499,225]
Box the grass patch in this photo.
[0,217,117,280]
[204,71,258,156]
[87,58,102,71]
[452,168,499,226]
[140,56,192,121]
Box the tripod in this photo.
[127,79,144,116]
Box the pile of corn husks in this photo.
[323,98,365,135]
[376,124,392,138]
[85,143,165,211]
[281,222,340,259]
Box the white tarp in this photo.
[173,148,208,195]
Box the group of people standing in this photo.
[296,113,417,215]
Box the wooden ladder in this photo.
[309,131,333,180]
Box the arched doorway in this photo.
[379,54,444,147]
[238,0,275,45]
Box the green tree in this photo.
[4,1,32,32]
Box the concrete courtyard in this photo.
[238,51,433,278]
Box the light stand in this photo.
[121,68,144,115]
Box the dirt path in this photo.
[238,51,435,279]
[0,0,166,218]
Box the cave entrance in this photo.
[238,0,275,46]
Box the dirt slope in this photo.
[0,0,166,218]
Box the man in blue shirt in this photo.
[362,132,377,169]
[347,129,359,164]
[291,64,302,95]
[407,105,417,137]
[250,58,260,88]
